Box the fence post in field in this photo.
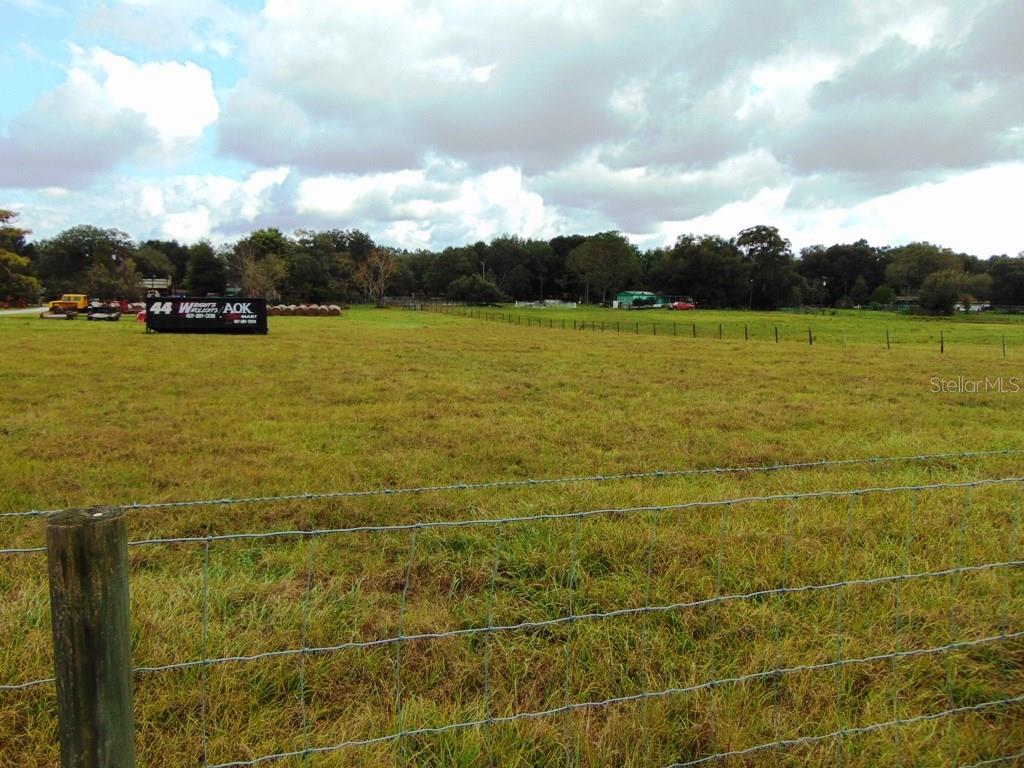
[775,326,779,343]
[46,508,136,768]
[718,323,722,340]
[941,330,944,354]
[808,327,813,346]
[744,324,748,341]
[673,322,677,336]
[653,323,656,336]
[635,322,639,334]
[1003,334,1007,358]
[692,322,696,338]
[886,329,891,350]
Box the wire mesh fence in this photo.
[1,454,1022,766]
[423,303,1024,355]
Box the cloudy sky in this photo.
[1,0,1021,255]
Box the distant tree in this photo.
[242,255,288,301]
[446,273,508,304]
[0,210,40,301]
[567,231,641,303]
[735,225,800,310]
[917,270,990,314]
[885,242,962,294]
[141,239,190,284]
[133,245,175,279]
[797,239,885,305]
[354,248,397,305]
[870,285,896,305]
[987,255,1024,306]
[389,258,418,296]
[646,234,750,307]
[185,241,227,296]
[849,275,870,306]
[36,225,134,295]
[85,257,142,300]
[425,247,476,295]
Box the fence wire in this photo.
[2,472,1021,767]
[2,447,1020,520]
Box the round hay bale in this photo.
[327,304,343,316]
[267,305,279,316]
[317,305,330,316]
[281,305,295,316]
[293,304,306,316]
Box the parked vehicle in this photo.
[39,306,78,320]
[46,294,89,312]
[86,304,121,321]
[669,299,697,311]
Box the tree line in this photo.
[2,208,1023,313]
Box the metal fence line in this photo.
[202,636,1024,768]
[4,559,1020,692]
[958,752,1024,768]
[4,474,1022,557]
[122,474,1024,550]
[3,472,1020,765]
[665,695,1024,767]
[3,448,1020,520]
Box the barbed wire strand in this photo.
[6,558,1019,693]
[664,694,1024,767]
[123,475,1024,551]
[6,475,1024,558]
[3,449,1021,521]
[202,636,1024,768]
[958,751,1024,768]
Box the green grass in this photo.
[0,308,1022,766]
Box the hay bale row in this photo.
[268,304,345,317]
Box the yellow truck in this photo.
[47,294,89,312]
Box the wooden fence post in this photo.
[47,507,136,768]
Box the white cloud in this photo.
[294,164,557,246]
[68,45,218,145]
[659,162,1024,256]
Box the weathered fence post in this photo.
[774,326,779,343]
[886,329,890,350]
[941,330,945,354]
[808,327,813,346]
[47,508,136,768]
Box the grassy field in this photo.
[1,308,1022,766]
[436,304,1024,350]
